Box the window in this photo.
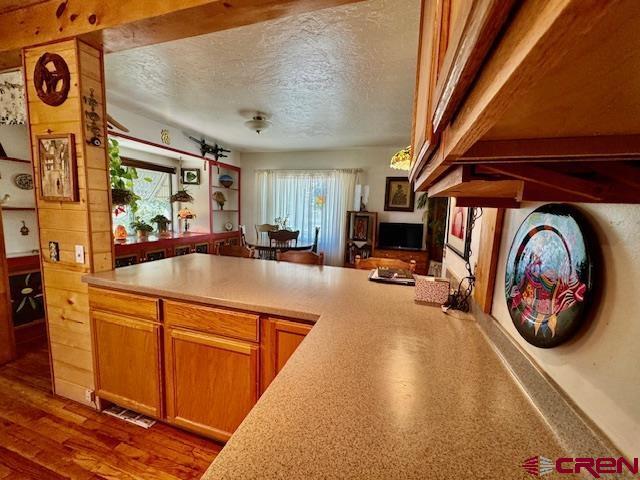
[112,161,174,231]
[256,169,358,265]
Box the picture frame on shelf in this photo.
[446,198,473,260]
[181,168,201,185]
[384,177,414,212]
[37,133,78,202]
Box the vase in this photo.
[136,230,149,240]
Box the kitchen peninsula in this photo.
[83,254,569,478]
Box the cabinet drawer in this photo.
[164,301,259,342]
[89,287,159,321]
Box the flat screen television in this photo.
[378,223,423,250]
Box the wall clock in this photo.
[33,52,71,106]
[505,204,594,348]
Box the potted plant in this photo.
[170,189,194,203]
[151,215,172,236]
[130,218,154,239]
[109,139,150,214]
[213,191,226,210]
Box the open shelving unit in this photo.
[210,162,241,242]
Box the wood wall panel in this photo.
[24,39,113,405]
[0,210,16,365]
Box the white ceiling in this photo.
[104,0,420,152]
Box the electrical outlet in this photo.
[75,245,85,264]
[84,389,95,403]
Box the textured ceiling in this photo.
[105,0,420,151]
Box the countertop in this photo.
[83,254,569,479]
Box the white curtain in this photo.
[256,169,358,266]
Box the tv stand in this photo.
[373,247,429,275]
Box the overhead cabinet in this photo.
[410,0,640,207]
[88,287,312,443]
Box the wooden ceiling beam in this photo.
[478,164,604,201]
[458,135,640,163]
[0,0,364,68]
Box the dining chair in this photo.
[268,230,299,249]
[311,226,320,253]
[215,243,254,258]
[277,250,324,266]
[238,224,247,246]
[354,255,416,272]
[255,224,278,242]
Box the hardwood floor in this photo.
[0,346,222,480]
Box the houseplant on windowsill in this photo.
[151,215,172,237]
[130,218,154,239]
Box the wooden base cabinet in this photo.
[164,327,259,442]
[261,318,312,394]
[91,310,163,418]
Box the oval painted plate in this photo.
[14,173,33,190]
[505,204,593,348]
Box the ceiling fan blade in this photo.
[106,113,130,133]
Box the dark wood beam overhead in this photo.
[458,135,640,163]
[0,0,365,68]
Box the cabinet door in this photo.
[165,328,259,442]
[261,318,312,394]
[92,310,163,417]
[411,0,441,171]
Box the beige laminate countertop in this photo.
[83,254,568,479]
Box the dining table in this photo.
[246,239,315,260]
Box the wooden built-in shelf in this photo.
[0,156,30,164]
[1,207,36,211]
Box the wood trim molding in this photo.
[432,0,517,136]
[121,157,176,174]
[472,207,504,313]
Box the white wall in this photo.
[491,202,640,458]
[107,103,240,167]
[0,125,39,256]
[240,147,423,243]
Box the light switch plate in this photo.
[75,245,85,264]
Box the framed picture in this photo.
[181,168,200,185]
[352,215,370,241]
[384,177,415,212]
[446,198,473,260]
[37,133,78,202]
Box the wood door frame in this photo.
[0,207,16,364]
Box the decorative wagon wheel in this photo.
[33,52,71,106]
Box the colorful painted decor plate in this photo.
[505,204,593,348]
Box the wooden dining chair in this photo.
[268,230,299,249]
[277,250,324,265]
[355,255,416,272]
[311,226,320,253]
[215,243,254,258]
[255,224,278,242]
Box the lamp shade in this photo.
[390,146,411,171]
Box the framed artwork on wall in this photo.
[384,177,415,212]
[446,198,473,260]
[181,168,201,185]
[37,133,78,202]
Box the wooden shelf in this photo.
[1,207,36,211]
[0,156,30,164]
[212,209,239,212]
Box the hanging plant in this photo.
[109,139,150,213]
[170,189,194,203]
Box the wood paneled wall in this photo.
[0,209,16,365]
[23,39,113,404]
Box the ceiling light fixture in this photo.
[390,146,412,171]
[244,112,271,134]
